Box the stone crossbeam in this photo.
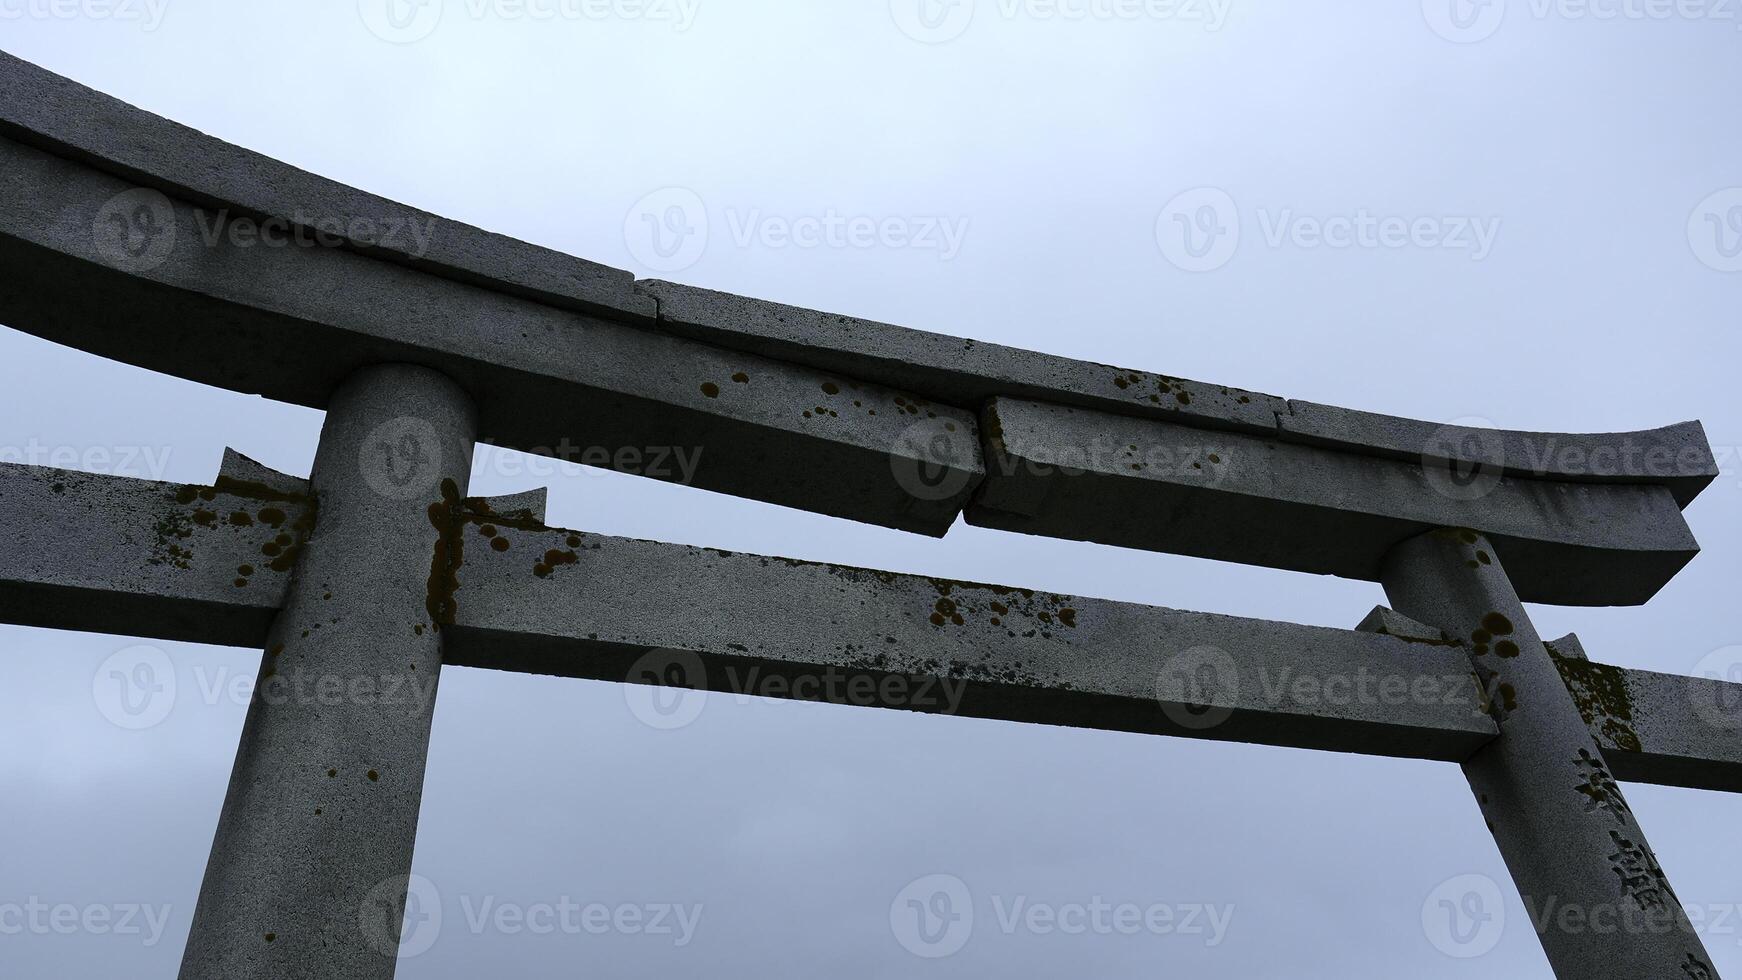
[970,397,1701,606]
[6,458,1740,790]
[0,51,1718,605]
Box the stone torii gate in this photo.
[1,52,1738,979]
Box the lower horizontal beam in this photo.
[445,515,1497,761]
[1550,637,1742,793]
[3,461,1739,791]
[0,461,303,646]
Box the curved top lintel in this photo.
[0,50,1718,514]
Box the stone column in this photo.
[1382,528,1718,979]
[179,364,476,980]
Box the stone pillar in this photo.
[179,364,476,980]
[1382,529,1718,979]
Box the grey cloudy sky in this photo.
[2,2,1741,977]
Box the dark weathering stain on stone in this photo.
[425,478,465,628]
[1552,649,1643,754]
[159,479,317,576]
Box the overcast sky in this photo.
[2,3,1741,977]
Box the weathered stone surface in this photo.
[445,520,1496,761]
[1354,605,1451,645]
[1284,400,1716,506]
[967,397,1699,606]
[475,487,548,524]
[8,462,1742,790]
[0,51,1716,548]
[0,51,651,322]
[1549,635,1742,793]
[181,365,476,980]
[0,135,980,536]
[639,279,1287,434]
[0,462,302,645]
[1382,529,1717,979]
[218,448,309,497]
[641,281,1716,503]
